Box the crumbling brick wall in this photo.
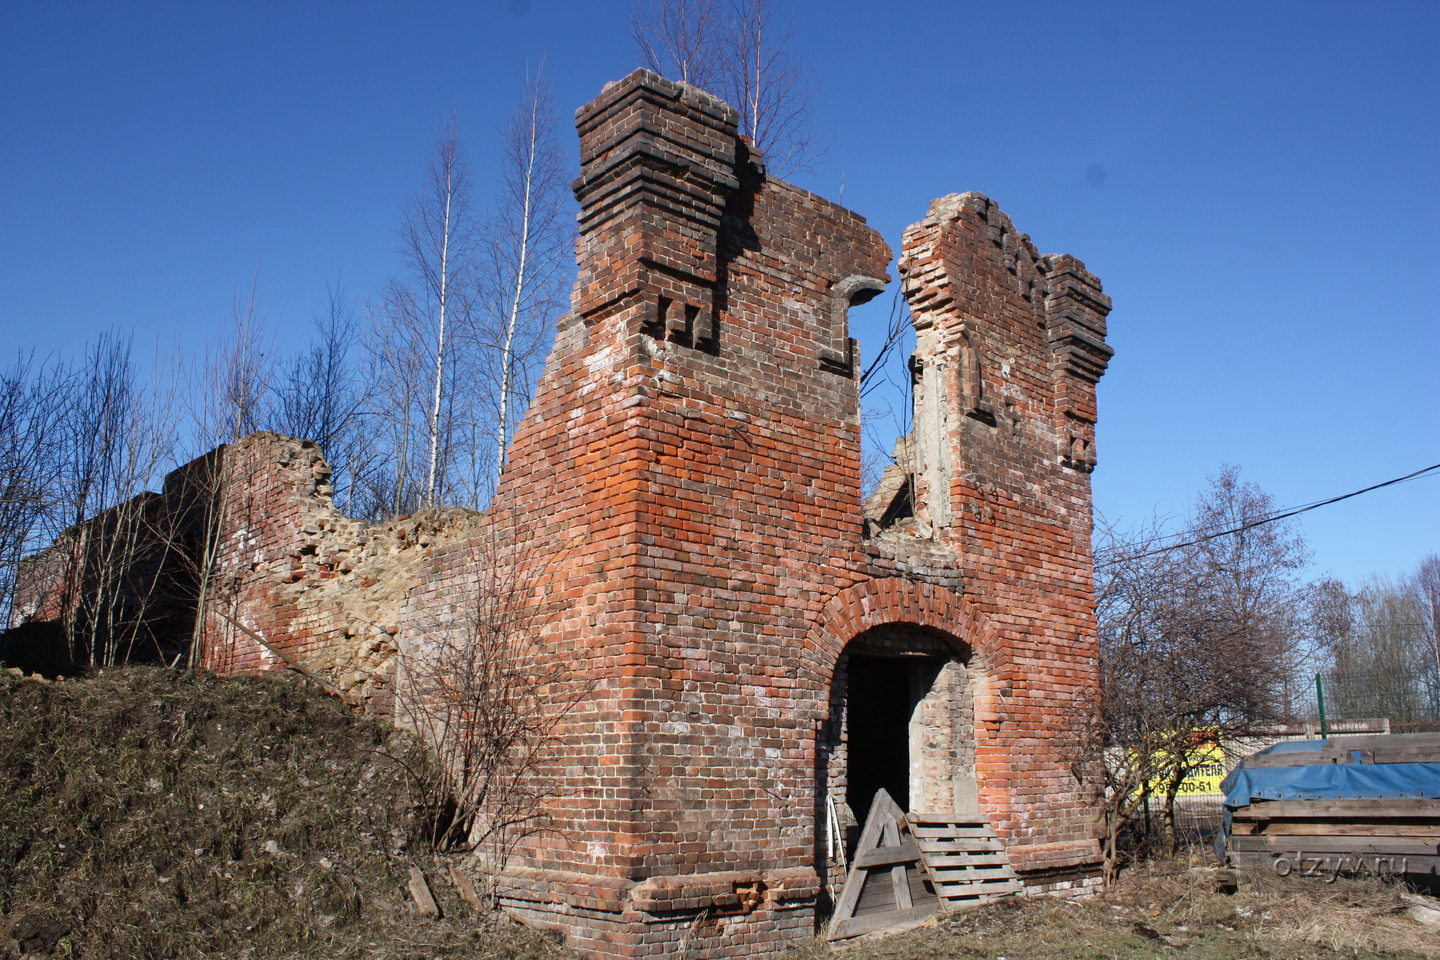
[6,432,472,710]
[866,191,1114,886]
[7,67,1114,960]
[401,69,1113,959]
[195,432,476,712]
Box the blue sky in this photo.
[2,1,1435,585]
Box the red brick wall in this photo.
[9,66,1114,960]
[403,70,1112,958]
[893,193,1111,884]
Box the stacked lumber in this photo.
[1229,798,1440,875]
[1226,733,1440,877]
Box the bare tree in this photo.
[1415,553,1440,675]
[405,120,477,508]
[1092,466,1309,865]
[0,334,183,671]
[365,287,426,519]
[195,276,275,450]
[271,283,371,513]
[0,353,69,635]
[180,290,276,669]
[722,0,821,175]
[365,121,481,516]
[631,0,822,176]
[1307,560,1440,728]
[630,0,726,89]
[858,290,916,500]
[476,64,572,504]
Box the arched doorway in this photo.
[823,624,976,858]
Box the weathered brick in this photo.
[9,67,1114,960]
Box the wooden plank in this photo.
[1245,751,1353,768]
[907,867,938,906]
[1235,799,1440,820]
[1228,851,1440,875]
[927,865,1016,880]
[883,817,913,911]
[1230,835,1440,856]
[915,836,1003,848]
[933,888,1022,902]
[1249,822,1440,838]
[830,904,939,941]
[853,841,922,869]
[1370,748,1440,764]
[934,880,1022,896]
[915,823,996,834]
[408,866,441,918]
[1331,733,1440,751]
[917,849,1003,861]
[853,873,894,918]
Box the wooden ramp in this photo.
[908,816,1023,906]
[827,790,940,941]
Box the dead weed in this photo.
[0,667,576,960]
[788,859,1440,959]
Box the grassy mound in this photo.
[0,668,573,960]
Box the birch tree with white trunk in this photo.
[478,65,572,501]
[631,0,822,176]
[387,120,479,510]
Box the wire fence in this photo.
[1122,670,1440,854]
[1317,669,1440,735]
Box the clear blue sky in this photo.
[2,1,1435,586]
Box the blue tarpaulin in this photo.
[1214,739,1440,860]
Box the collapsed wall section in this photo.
[5,432,473,711]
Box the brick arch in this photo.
[798,577,997,695]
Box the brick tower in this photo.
[402,71,1113,958]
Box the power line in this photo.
[1107,461,1440,563]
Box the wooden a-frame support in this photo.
[828,789,1022,941]
[826,789,939,940]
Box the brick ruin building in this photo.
[7,71,1113,958]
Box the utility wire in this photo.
[1108,461,1440,563]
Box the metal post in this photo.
[1316,673,1328,740]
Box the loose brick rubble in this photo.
[7,69,1114,960]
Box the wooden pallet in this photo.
[1227,796,1440,877]
[908,815,1023,905]
[827,790,940,941]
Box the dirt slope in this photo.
[0,668,574,960]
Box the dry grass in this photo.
[1118,858,1440,956]
[786,858,1440,960]
[6,667,1438,959]
[0,667,577,960]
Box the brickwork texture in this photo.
[6,69,1114,959]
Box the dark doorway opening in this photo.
[846,654,914,828]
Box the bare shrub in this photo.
[393,528,574,894]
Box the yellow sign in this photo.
[1142,738,1227,797]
